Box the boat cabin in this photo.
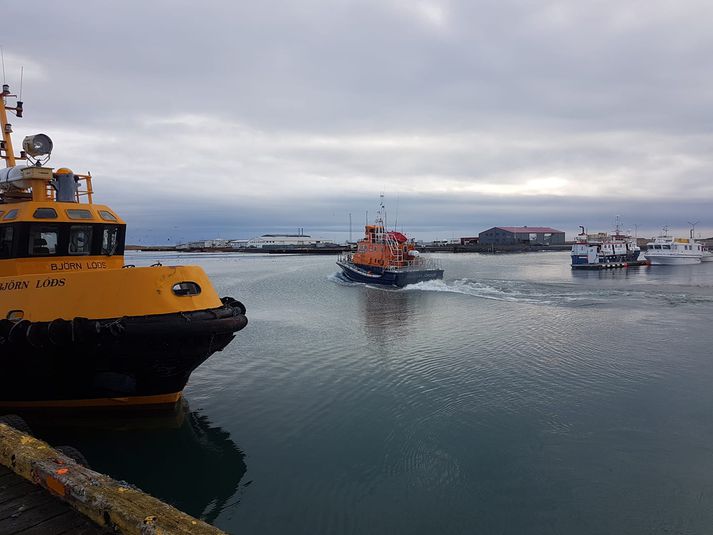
[0,168,126,277]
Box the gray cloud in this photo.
[4,1,713,242]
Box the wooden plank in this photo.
[0,474,35,492]
[10,508,111,535]
[0,465,107,534]
[0,487,43,507]
[57,519,114,535]
[0,469,16,481]
[0,488,53,518]
[0,496,68,532]
[0,492,46,520]
[0,479,43,506]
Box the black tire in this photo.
[222,296,247,315]
[0,414,33,436]
[55,445,91,469]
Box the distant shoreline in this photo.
[125,244,574,254]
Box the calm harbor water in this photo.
[24,251,713,534]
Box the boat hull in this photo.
[571,251,642,269]
[644,254,701,265]
[337,260,443,287]
[0,299,247,407]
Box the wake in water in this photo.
[402,279,564,304]
[401,278,713,307]
[330,271,713,307]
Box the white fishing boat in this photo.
[644,227,706,265]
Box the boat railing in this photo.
[337,252,353,264]
[387,254,442,272]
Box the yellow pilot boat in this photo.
[0,83,247,408]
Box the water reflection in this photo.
[569,267,642,281]
[359,286,416,344]
[14,401,247,523]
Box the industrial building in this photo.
[478,226,565,246]
[245,234,330,248]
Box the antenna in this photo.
[0,47,5,84]
[349,212,352,243]
[19,66,23,100]
[688,221,699,239]
[394,193,399,228]
[379,192,386,229]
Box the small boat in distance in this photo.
[0,82,247,408]
[571,222,645,269]
[337,197,443,287]
[644,226,708,265]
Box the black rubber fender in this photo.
[121,314,247,336]
[26,322,50,349]
[8,319,31,345]
[55,445,91,468]
[107,320,126,337]
[0,414,33,436]
[71,317,100,344]
[221,296,247,315]
[0,319,13,342]
[48,319,73,346]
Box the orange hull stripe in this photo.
[0,391,182,408]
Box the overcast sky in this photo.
[4,0,713,243]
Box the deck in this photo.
[0,464,107,535]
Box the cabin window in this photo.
[3,209,18,220]
[0,225,13,258]
[28,225,59,256]
[663,245,670,250]
[69,225,93,255]
[172,282,202,296]
[102,225,120,255]
[33,208,58,219]
[66,209,93,220]
[99,210,118,222]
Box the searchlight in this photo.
[22,133,53,158]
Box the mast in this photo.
[0,83,24,168]
[688,221,699,240]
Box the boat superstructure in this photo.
[571,222,644,269]
[0,82,247,408]
[336,196,443,287]
[644,227,707,265]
